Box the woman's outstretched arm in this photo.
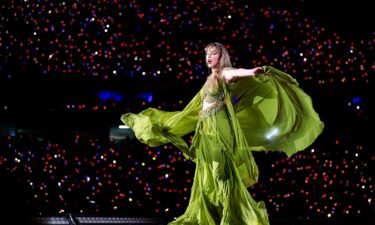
[223,67,264,82]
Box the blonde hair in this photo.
[204,42,232,90]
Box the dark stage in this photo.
[30,215,372,225]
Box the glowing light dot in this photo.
[265,128,279,140]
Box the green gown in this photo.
[121,66,324,225]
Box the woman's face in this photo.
[205,47,220,69]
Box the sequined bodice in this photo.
[200,85,225,119]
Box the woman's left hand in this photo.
[252,67,264,75]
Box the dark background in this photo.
[0,0,373,224]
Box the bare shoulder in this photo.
[222,67,238,84]
[222,67,235,74]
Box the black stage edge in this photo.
[32,214,166,225]
[30,215,372,225]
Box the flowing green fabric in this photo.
[121,65,324,225]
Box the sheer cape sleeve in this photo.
[221,65,324,186]
[227,65,324,157]
[120,65,324,185]
[120,88,203,160]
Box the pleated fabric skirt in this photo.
[168,108,270,225]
